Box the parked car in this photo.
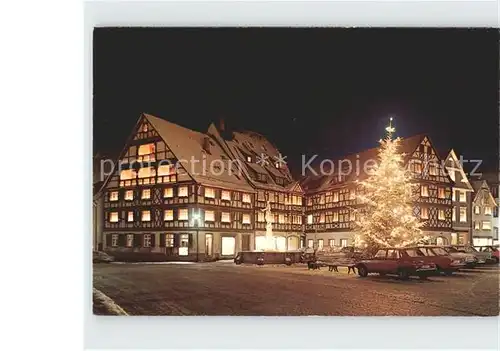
[441,246,478,268]
[355,247,437,280]
[476,246,499,263]
[451,245,491,264]
[93,251,114,263]
[414,245,466,275]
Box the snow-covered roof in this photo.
[144,114,254,192]
[205,125,302,193]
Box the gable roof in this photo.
[143,114,254,192]
[443,149,474,191]
[471,180,497,205]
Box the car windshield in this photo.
[404,249,425,257]
[431,247,448,256]
[374,250,386,258]
[418,248,435,256]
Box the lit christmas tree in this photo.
[354,118,424,250]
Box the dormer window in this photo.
[247,156,252,162]
[275,162,280,169]
[256,173,267,182]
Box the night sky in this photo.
[93,28,498,176]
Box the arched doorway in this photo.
[287,236,299,251]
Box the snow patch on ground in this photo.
[93,288,128,316]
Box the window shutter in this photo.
[173,233,180,248]
[105,234,112,247]
[159,234,166,247]
[134,234,142,247]
[151,234,156,247]
[188,233,194,248]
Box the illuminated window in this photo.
[333,192,339,202]
[412,160,422,173]
[165,234,174,247]
[141,210,151,222]
[421,185,429,197]
[246,156,252,162]
[138,167,155,179]
[474,221,480,230]
[242,214,251,224]
[221,190,231,201]
[125,190,134,201]
[164,188,173,198]
[242,193,251,203]
[329,239,335,247]
[205,187,215,198]
[474,206,480,215]
[452,190,456,201]
[460,207,467,222]
[138,143,155,161]
[127,211,134,222]
[142,124,148,132]
[158,164,175,176]
[291,195,302,206]
[482,221,491,230]
[420,207,429,219]
[141,189,151,199]
[333,212,339,222]
[110,191,118,201]
[257,211,265,222]
[205,210,215,222]
[318,239,324,249]
[178,209,188,221]
[438,209,445,220]
[429,163,438,176]
[126,234,133,247]
[319,194,325,204]
[319,213,325,223]
[341,239,348,247]
[484,206,492,216]
[452,209,456,221]
[111,234,118,247]
[459,191,466,203]
[350,211,356,221]
[438,187,445,199]
[307,214,313,224]
[279,214,285,224]
[120,169,136,180]
[143,234,152,248]
[307,239,314,248]
[220,212,231,223]
[164,210,173,221]
[178,186,188,197]
[109,212,119,223]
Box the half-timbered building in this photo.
[301,135,453,248]
[207,122,305,251]
[442,149,474,245]
[99,113,256,261]
[471,180,497,246]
